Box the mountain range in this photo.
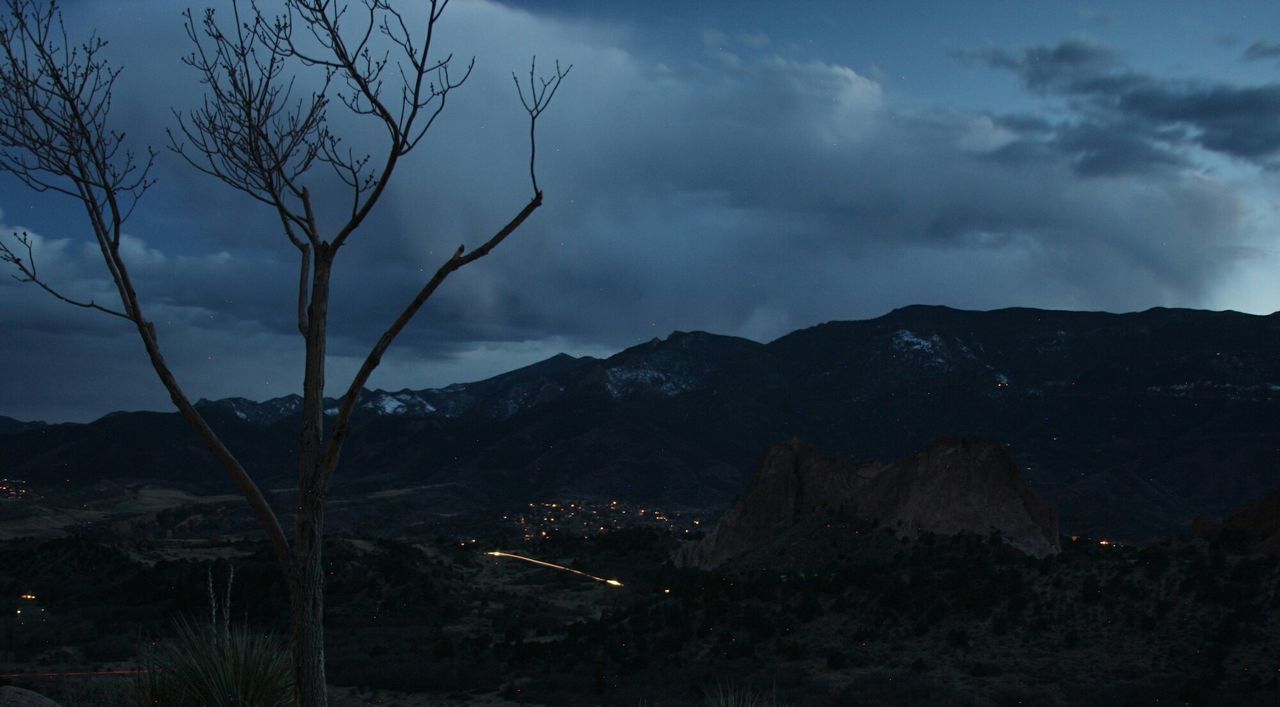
[3,305,1279,541]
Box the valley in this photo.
[2,306,1279,705]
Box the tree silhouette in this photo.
[0,1,568,703]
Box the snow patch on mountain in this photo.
[358,390,438,416]
[375,395,406,415]
[605,366,697,399]
[892,329,938,353]
[891,329,951,368]
[1145,382,1280,399]
[196,394,303,425]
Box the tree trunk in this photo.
[290,512,327,707]
[292,248,333,706]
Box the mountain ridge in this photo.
[3,305,1278,540]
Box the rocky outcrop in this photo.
[676,440,882,568]
[680,437,1060,568]
[0,687,61,707]
[1194,486,1280,556]
[853,437,1059,558]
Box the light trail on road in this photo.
[484,550,623,587]
[0,668,148,679]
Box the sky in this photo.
[3,0,1280,422]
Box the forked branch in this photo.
[167,0,330,246]
[319,191,543,481]
[514,57,571,194]
[320,56,570,482]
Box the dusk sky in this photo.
[4,0,1280,422]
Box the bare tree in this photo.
[0,0,568,703]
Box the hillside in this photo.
[3,305,1279,540]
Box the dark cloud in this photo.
[1054,120,1186,176]
[1242,40,1280,61]
[964,38,1280,169]
[990,113,1054,134]
[0,5,1268,421]
[984,111,1190,177]
[1119,84,1280,159]
[954,38,1128,94]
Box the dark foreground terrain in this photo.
[1,520,1277,706]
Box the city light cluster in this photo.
[0,478,30,498]
[499,500,704,542]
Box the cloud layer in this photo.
[2,3,1277,421]
[961,37,1280,168]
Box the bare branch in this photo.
[0,0,290,573]
[168,1,329,246]
[296,243,311,335]
[319,191,544,483]
[318,52,571,485]
[265,0,474,250]
[513,57,571,194]
[0,230,132,320]
[0,0,155,240]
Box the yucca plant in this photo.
[127,567,290,706]
[702,682,789,707]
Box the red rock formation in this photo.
[1197,486,1280,556]
[680,437,1060,568]
[854,437,1059,558]
[677,440,880,568]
